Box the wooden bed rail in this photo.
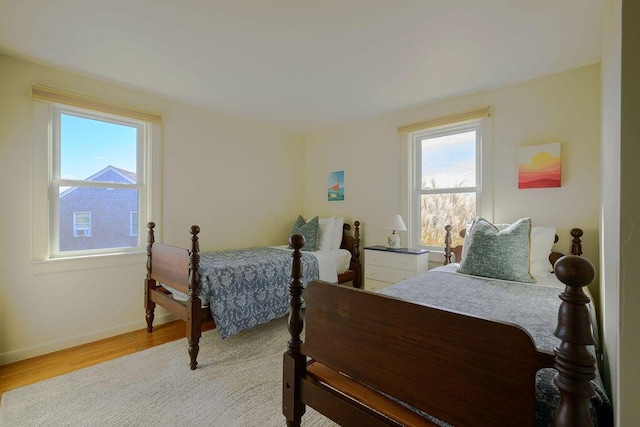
[284,234,599,426]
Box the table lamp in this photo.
[384,214,407,248]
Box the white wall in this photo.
[304,65,601,295]
[0,54,305,364]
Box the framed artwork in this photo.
[518,142,561,189]
[327,170,344,201]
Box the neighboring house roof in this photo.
[59,165,137,199]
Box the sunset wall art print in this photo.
[518,142,561,189]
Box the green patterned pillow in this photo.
[291,215,319,251]
[458,217,535,283]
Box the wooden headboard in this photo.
[444,225,584,266]
[337,221,362,288]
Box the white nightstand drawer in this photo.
[363,247,429,292]
[365,250,418,271]
[365,264,416,284]
[365,278,394,292]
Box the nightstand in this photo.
[364,246,429,291]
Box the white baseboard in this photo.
[0,313,178,366]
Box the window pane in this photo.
[420,192,476,247]
[59,187,139,252]
[421,131,476,189]
[60,114,138,183]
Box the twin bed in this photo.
[283,220,612,426]
[144,218,361,369]
[144,217,611,426]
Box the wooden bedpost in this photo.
[444,225,452,265]
[553,255,596,427]
[145,222,156,333]
[186,225,201,370]
[353,221,361,288]
[283,234,306,427]
[570,228,584,256]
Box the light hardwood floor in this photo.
[0,320,211,397]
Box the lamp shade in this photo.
[384,214,407,232]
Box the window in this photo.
[412,124,481,249]
[32,85,161,261]
[399,107,492,251]
[73,212,92,237]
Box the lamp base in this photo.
[387,233,400,248]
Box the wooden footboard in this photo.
[284,235,598,426]
[144,222,213,370]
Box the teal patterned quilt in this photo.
[197,247,319,339]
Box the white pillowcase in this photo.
[329,217,344,250]
[529,226,557,275]
[493,223,556,275]
[317,217,335,250]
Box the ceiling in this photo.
[0,1,605,134]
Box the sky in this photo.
[60,113,137,181]
[421,130,476,189]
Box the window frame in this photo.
[130,211,139,237]
[50,105,147,257]
[32,94,161,268]
[403,116,493,252]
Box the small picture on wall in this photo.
[327,170,344,201]
[518,142,561,189]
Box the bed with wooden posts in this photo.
[283,219,612,426]
[144,219,361,369]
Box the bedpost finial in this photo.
[553,254,596,425]
[570,228,583,256]
[147,221,155,230]
[554,254,596,346]
[289,234,305,250]
[444,225,453,265]
[190,225,200,235]
[554,255,594,289]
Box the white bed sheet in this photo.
[270,245,352,283]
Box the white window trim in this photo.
[130,211,138,237]
[402,116,493,253]
[51,105,146,257]
[32,100,161,272]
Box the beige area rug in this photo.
[0,317,337,427]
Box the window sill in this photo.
[31,251,146,275]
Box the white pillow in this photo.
[329,217,344,250]
[317,217,335,250]
[530,226,557,275]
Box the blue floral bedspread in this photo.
[197,247,319,339]
[378,268,613,426]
